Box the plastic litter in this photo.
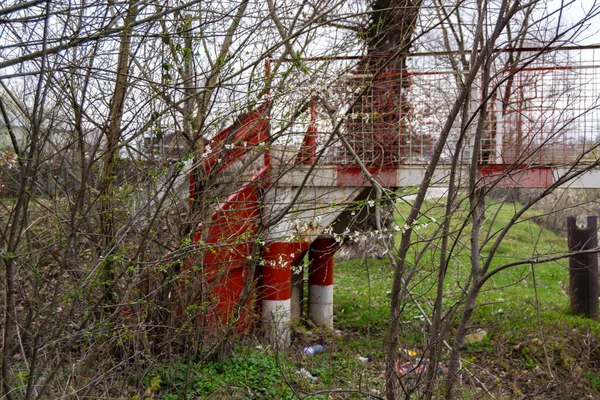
[301,344,324,356]
[296,368,318,382]
[394,358,445,376]
[464,329,487,344]
[400,348,417,357]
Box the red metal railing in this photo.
[283,47,600,167]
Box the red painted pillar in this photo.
[308,236,338,328]
[261,242,293,347]
[295,99,317,165]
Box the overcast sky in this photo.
[547,0,600,44]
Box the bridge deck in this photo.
[274,164,600,189]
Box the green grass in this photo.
[388,197,577,328]
[149,346,298,399]
[335,257,392,332]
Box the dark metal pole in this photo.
[567,216,599,319]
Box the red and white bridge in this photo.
[171,47,600,346]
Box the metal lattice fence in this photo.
[298,46,600,167]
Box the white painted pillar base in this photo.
[308,285,333,329]
[262,299,291,348]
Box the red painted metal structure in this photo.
[197,166,269,331]
[289,47,600,189]
[173,104,271,332]
[295,98,318,165]
[172,47,600,338]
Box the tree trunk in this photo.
[99,0,137,305]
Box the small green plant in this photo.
[586,372,600,389]
[153,347,297,399]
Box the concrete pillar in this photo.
[290,264,304,322]
[308,236,338,328]
[261,242,293,348]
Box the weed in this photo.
[586,372,600,389]
[155,347,296,399]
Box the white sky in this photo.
[547,0,600,45]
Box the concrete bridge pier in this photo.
[290,263,305,322]
[308,236,339,328]
[261,242,293,348]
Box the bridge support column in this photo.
[291,265,304,322]
[261,242,293,348]
[308,236,338,329]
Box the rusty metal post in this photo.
[567,216,599,319]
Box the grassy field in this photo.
[147,198,600,399]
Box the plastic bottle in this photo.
[302,344,324,356]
